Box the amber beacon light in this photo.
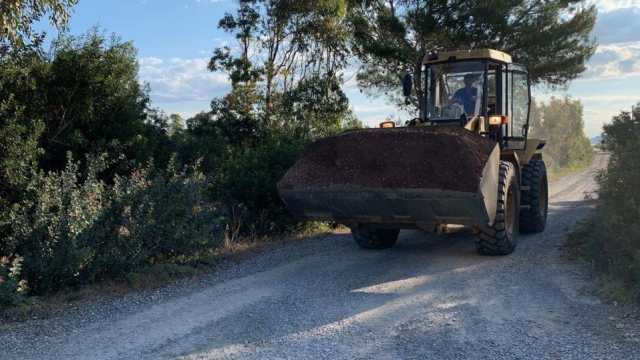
[488,115,509,126]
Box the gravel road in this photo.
[2,153,638,360]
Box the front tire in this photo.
[476,161,520,255]
[352,226,399,250]
[520,159,548,233]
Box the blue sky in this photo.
[43,0,640,137]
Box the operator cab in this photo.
[404,49,531,149]
[427,61,485,121]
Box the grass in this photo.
[599,276,635,304]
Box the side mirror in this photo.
[402,73,413,98]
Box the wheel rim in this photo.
[505,184,517,237]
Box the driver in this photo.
[452,74,478,115]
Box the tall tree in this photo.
[209,0,352,130]
[280,73,354,138]
[530,96,593,169]
[208,0,265,139]
[0,31,156,173]
[348,0,597,110]
[168,114,184,136]
[602,105,640,153]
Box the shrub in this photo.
[213,130,309,236]
[7,154,222,295]
[8,155,109,293]
[0,30,170,177]
[0,256,28,307]
[569,106,640,302]
[0,98,45,257]
[86,158,223,280]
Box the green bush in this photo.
[213,130,309,236]
[0,256,28,307]
[7,154,222,295]
[1,26,359,302]
[87,158,222,281]
[8,155,108,293]
[0,30,170,176]
[0,99,44,257]
[569,105,640,302]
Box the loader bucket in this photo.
[278,127,500,230]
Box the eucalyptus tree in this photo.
[208,0,352,132]
[0,0,77,50]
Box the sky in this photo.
[41,0,640,137]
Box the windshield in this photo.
[426,61,486,121]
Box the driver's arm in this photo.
[451,88,465,104]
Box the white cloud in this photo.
[595,0,640,12]
[139,57,163,66]
[580,41,640,80]
[138,56,230,104]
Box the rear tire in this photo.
[520,159,548,233]
[476,161,520,256]
[352,226,399,250]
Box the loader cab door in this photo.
[505,64,531,149]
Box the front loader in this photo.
[278,49,549,255]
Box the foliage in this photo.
[192,0,360,238]
[0,102,44,256]
[0,33,176,290]
[529,97,594,172]
[211,84,265,146]
[168,114,185,136]
[0,0,77,50]
[212,130,310,235]
[570,104,640,302]
[0,38,47,208]
[88,157,221,281]
[6,155,221,295]
[347,0,597,109]
[210,0,352,127]
[178,112,226,176]
[280,74,358,138]
[0,30,164,175]
[0,256,28,307]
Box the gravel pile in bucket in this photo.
[278,127,497,193]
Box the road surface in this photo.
[2,153,638,360]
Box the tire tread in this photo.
[476,161,519,256]
[520,160,548,233]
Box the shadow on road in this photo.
[157,194,597,360]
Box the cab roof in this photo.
[423,49,513,65]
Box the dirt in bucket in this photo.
[278,127,497,193]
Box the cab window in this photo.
[511,72,529,138]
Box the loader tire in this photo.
[352,226,399,250]
[519,159,548,234]
[476,161,520,256]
